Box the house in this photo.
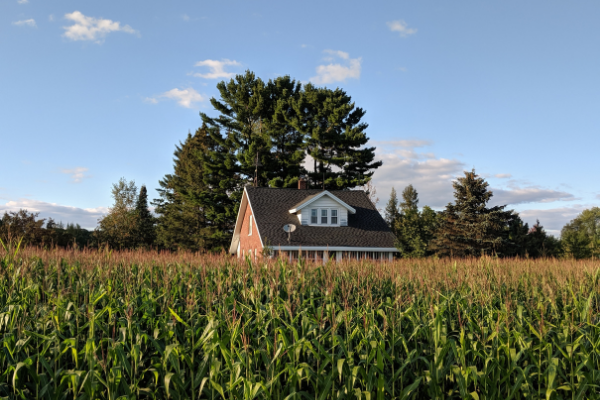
[229,179,398,262]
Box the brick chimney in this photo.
[298,177,307,190]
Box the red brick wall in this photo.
[239,203,263,259]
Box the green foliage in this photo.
[2,249,600,399]
[135,185,156,248]
[96,178,139,249]
[289,84,382,189]
[154,71,382,251]
[526,220,562,257]
[432,169,517,257]
[394,185,438,258]
[0,211,93,248]
[561,207,600,259]
[384,187,400,228]
[153,127,222,251]
[0,210,44,245]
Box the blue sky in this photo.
[2,0,599,235]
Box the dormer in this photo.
[288,190,356,227]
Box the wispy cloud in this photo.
[62,11,139,43]
[13,19,36,27]
[61,167,90,183]
[17,0,29,4]
[182,14,190,21]
[310,50,361,85]
[490,186,577,206]
[192,59,241,79]
[495,173,512,179]
[519,205,589,237]
[146,88,204,108]
[0,199,107,229]
[387,20,417,37]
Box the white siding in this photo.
[309,196,341,209]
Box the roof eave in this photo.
[288,190,356,214]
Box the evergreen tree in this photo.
[527,220,561,257]
[384,187,400,228]
[394,185,434,258]
[504,215,530,257]
[135,185,156,248]
[432,170,516,257]
[290,84,381,189]
[201,71,306,188]
[153,127,222,251]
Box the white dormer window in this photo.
[321,209,328,224]
[331,209,338,224]
[311,209,318,224]
[249,215,253,235]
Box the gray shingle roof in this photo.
[246,187,396,248]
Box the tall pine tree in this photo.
[135,185,156,248]
[432,169,516,257]
[289,84,381,189]
[153,127,224,251]
[384,187,400,228]
[394,185,437,258]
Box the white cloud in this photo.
[13,19,36,27]
[192,59,241,79]
[495,173,512,179]
[370,141,464,209]
[62,11,139,43]
[310,50,361,85]
[519,205,589,237]
[370,140,578,212]
[61,167,90,183]
[489,186,576,206]
[182,14,190,21]
[146,88,204,108]
[17,0,29,4]
[48,14,55,22]
[387,20,417,37]
[0,199,108,229]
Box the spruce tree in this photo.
[432,169,516,257]
[135,185,156,248]
[384,187,400,228]
[526,220,561,257]
[395,185,430,258]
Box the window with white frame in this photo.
[321,209,328,224]
[248,215,253,235]
[331,209,338,224]
[304,208,342,226]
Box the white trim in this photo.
[275,246,398,252]
[228,187,265,254]
[245,189,264,249]
[289,191,356,214]
[304,207,341,227]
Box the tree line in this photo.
[384,170,599,258]
[2,71,598,258]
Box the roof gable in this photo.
[288,190,356,214]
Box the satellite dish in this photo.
[283,224,296,233]
[283,224,296,243]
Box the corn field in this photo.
[1,244,600,399]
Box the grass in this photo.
[1,244,600,399]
